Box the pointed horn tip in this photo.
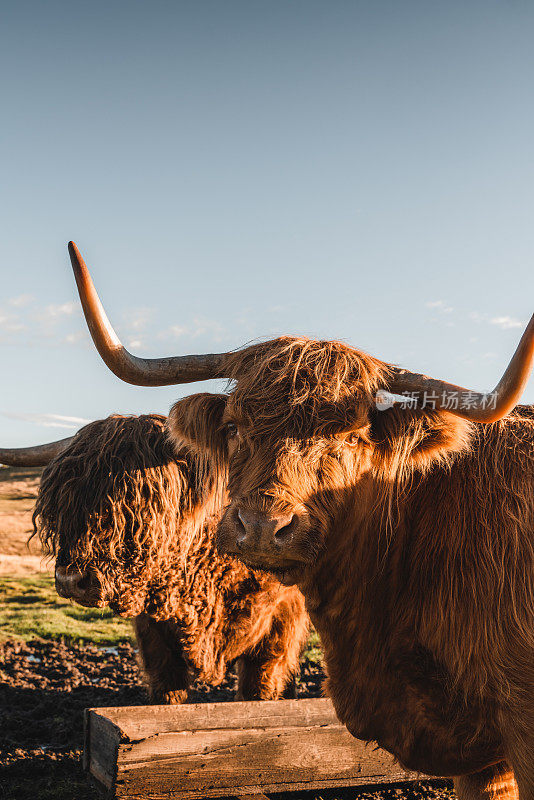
[68,242,88,284]
[67,242,83,268]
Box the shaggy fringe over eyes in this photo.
[226,337,391,438]
[32,414,221,594]
[226,336,470,474]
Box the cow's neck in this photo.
[300,469,401,616]
[296,458,504,774]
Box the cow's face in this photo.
[170,338,471,586]
[34,414,210,616]
[217,413,372,585]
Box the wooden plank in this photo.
[85,698,422,799]
[85,709,123,790]
[95,697,340,739]
[114,727,413,798]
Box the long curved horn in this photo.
[0,437,73,467]
[68,242,231,386]
[387,314,534,423]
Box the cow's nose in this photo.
[236,508,296,548]
[55,565,90,598]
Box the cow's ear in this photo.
[367,404,472,472]
[168,393,228,462]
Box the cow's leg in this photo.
[236,600,309,701]
[454,763,518,800]
[235,647,295,701]
[132,614,191,704]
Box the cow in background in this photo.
[1,414,308,703]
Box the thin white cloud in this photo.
[187,318,225,339]
[125,307,153,332]
[43,302,76,318]
[0,300,82,343]
[470,311,526,330]
[426,300,453,313]
[63,331,86,345]
[0,300,73,343]
[0,313,25,332]
[1,297,234,350]
[1,412,91,430]
[160,324,188,340]
[9,294,34,308]
[158,317,226,342]
[490,316,526,330]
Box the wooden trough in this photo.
[85,697,427,799]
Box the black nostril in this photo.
[55,566,90,597]
[76,574,92,592]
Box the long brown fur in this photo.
[168,336,533,798]
[33,413,308,703]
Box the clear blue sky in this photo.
[1,1,533,445]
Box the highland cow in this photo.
[64,241,534,800]
[1,414,308,703]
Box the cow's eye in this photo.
[226,423,239,439]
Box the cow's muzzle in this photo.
[218,505,309,584]
[236,507,297,548]
[55,565,105,607]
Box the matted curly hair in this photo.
[32,413,308,693]
[33,414,224,615]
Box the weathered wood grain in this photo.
[85,708,123,789]
[85,698,423,799]
[91,697,338,738]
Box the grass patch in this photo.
[0,574,323,660]
[0,575,132,645]
[302,628,323,664]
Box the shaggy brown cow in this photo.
[1,414,308,703]
[62,243,534,798]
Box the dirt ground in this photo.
[0,639,327,799]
